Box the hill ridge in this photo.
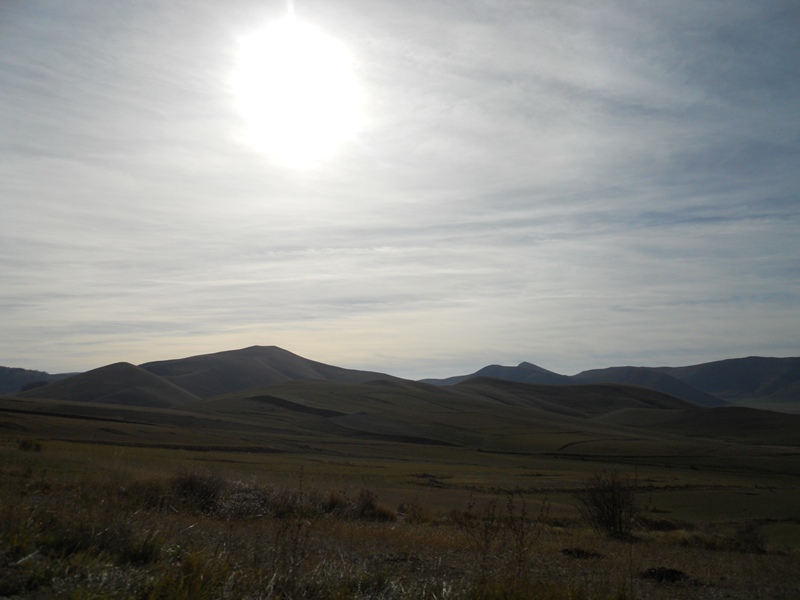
[9,346,800,413]
[140,345,401,399]
[18,362,201,408]
[423,356,800,410]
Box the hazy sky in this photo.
[2,0,799,379]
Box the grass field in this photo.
[2,381,800,598]
[2,440,799,598]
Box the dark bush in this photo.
[323,489,350,515]
[572,469,640,539]
[170,472,225,514]
[354,489,396,521]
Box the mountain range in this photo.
[5,346,799,413]
[3,345,800,458]
[423,357,800,411]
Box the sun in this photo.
[233,13,363,167]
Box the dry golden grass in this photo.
[1,443,799,600]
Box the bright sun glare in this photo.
[233,11,362,167]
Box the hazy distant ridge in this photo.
[423,356,800,409]
[8,347,800,412]
[423,362,571,386]
[0,366,72,394]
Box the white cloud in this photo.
[1,0,798,377]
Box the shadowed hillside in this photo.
[18,362,201,408]
[423,357,800,410]
[423,361,726,408]
[656,356,800,407]
[454,378,697,415]
[140,345,400,399]
[596,405,800,446]
[9,374,799,456]
[190,377,737,455]
[572,367,727,407]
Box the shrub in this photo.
[170,472,225,514]
[323,489,350,515]
[397,501,430,524]
[458,497,501,589]
[119,476,171,511]
[572,469,640,539]
[732,520,767,554]
[116,529,164,566]
[354,489,396,521]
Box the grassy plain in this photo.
[1,382,800,598]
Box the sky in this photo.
[1,0,799,379]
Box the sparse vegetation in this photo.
[1,373,799,598]
[1,455,797,599]
[572,469,641,540]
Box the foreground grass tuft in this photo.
[1,461,798,599]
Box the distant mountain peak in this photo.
[422,361,571,387]
[516,361,561,373]
[139,345,399,399]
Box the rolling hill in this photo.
[423,361,728,407]
[189,376,704,453]
[655,356,800,407]
[454,377,697,415]
[140,345,400,399]
[571,366,727,407]
[4,343,800,467]
[8,345,799,426]
[424,356,800,411]
[18,362,201,408]
[8,347,798,412]
[9,372,799,458]
[592,404,800,445]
